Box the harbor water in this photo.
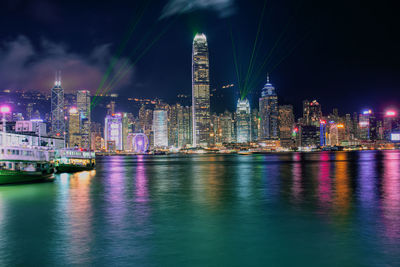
[0,151,399,266]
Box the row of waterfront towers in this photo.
[191,33,279,147]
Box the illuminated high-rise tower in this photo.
[153,109,168,147]
[51,71,65,137]
[77,90,91,149]
[68,107,80,147]
[192,33,210,147]
[259,75,278,140]
[236,98,251,143]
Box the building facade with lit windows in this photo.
[359,110,377,141]
[278,105,295,147]
[236,98,251,143]
[192,33,210,147]
[153,110,168,147]
[51,71,65,137]
[303,100,322,127]
[68,107,81,147]
[104,113,123,151]
[77,90,91,149]
[259,75,278,140]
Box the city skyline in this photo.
[0,0,398,114]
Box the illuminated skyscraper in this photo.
[236,98,251,143]
[220,111,234,143]
[303,100,322,127]
[168,104,180,147]
[77,90,91,149]
[383,110,399,140]
[279,105,295,147]
[68,107,81,147]
[77,90,91,120]
[104,113,123,151]
[359,109,377,141]
[192,33,210,147]
[51,71,65,136]
[153,110,168,147]
[259,75,278,140]
[179,106,192,148]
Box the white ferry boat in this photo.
[0,146,56,185]
[55,149,96,173]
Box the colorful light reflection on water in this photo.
[0,151,399,266]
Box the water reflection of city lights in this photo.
[318,152,332,209]
[382,151,400,239]
[333,152,351,215]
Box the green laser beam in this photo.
[101,22,160,94]
[92,16,179,108]
[230,28,242,99]
[269,30,311,72]
[92,0,150,106]
[242,0,267,98]
[246,15,295,93]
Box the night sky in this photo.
[0,0,398,115]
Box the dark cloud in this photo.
[160,0,236,19]
[0,36,134,94]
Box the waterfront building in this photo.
[77,90,91,149]
[90,122,103,151]
[236,98,251,143]
[153,110,168,147]
[251,109,260,142]
[127,133,149,153]
[210,113,218,146]
[139,105,154,147]
[51,71,65,137]
[104,113,123,151]
[352,112,359,139]
[68,107,81,147]
[300,125,319,148]
[303,100,322,127]
[77,90,91,120]
[320,120,327,146]
[359,110,377,141]
[327,122,345,146]
[192,33,210,147]
[168,104,180,147]
[259,75,278,140]
[122,112,133,151]
[177,106,192,148]
[279,105,295,147]
[345,114,352,140]
[383,110,399,140]
[220,111,234,144]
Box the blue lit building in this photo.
[259,75,278,140]
[153,110,168,147]
[236,98,251,143]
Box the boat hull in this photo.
[56,164,95,173]
[0,170,54,185]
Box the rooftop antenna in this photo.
[54,70,62,86]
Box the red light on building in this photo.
[320,120,326,124]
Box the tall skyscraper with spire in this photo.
[51,71,65,137]
[192,33,210,147]
[259,75,279,140]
